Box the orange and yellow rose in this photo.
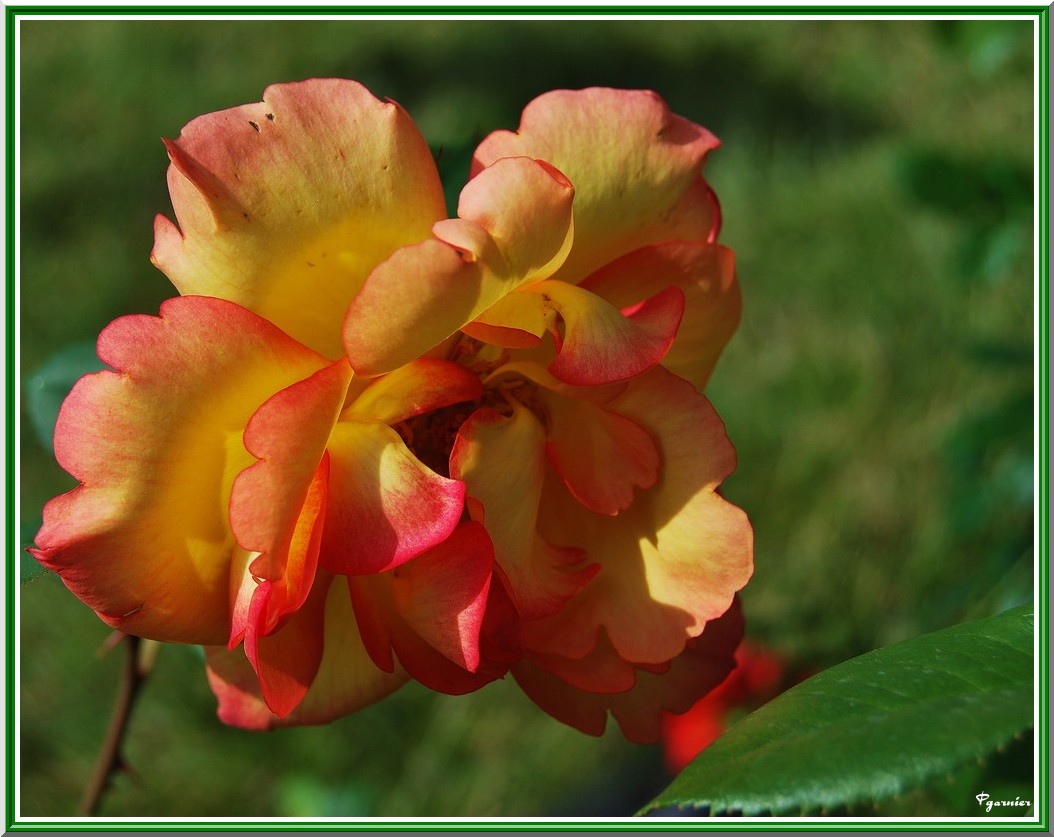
[31,79,753,740]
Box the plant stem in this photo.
[77,634,147,816]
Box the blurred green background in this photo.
[18,18,1036,818]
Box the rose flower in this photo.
[31,80,752,740]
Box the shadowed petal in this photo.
[390,522,494,672]
[343,358,483,425]
[349,522,504,694]
[526,629,638,695]
[542,388,660,516]
[449,404,598,619]
[513,599,743,742]
[242,552,329,719]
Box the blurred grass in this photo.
[17,18,1036,817]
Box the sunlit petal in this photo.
[152,79,445,359]
[473,88,720,285]
[343,157,574,375]
[525,367,753,664]
[321,421,465,576]
[31,296,328,644]
[580,242,741,390]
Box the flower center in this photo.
[396,403,475,478]
[396,337,549,477]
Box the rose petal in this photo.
[525,367,753,664]
[444,156,574,284]
[469,279,683,387]
[541,280,684,386]
[152,79,445,359]
[205,575,408,729]
[513,598,743,742]
[449,404,598,619]
[242,561,329,719]
[465,288,556,347]
[229,454,331,650]
[526,629,638,694]
[343,358,483,425]
[230,360,351,585]
[348,525,511,695]
[321,420,465,575]
[473,88,720,285]
[580,242,741,390]
[390,522,494,672]
[542,387,660,516]
[352,576,506,696]
[30,296,328,645]
[343,157,574,376]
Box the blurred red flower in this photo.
[661,642,787,773]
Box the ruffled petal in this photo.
[152,79,445,359]
[542,387,659,516]
[30,296,329,645]
[526,629,637,695]
[472,88,720,285]
[229,360,351,586]
[321,420,465,575]
[242,564,329,719]
[343,358,483,425]
[513,598,743,742]
[541,281,684,386]
[463,288,554,349]
[580,242,740,390]
[390,521,494,672]
[449,404,598,619]
[229,454,330,649]
[469,280,683,387]
[343,157,574,376]
[525,367,753,664]
[205,575,408,729]
[349,522,505,694]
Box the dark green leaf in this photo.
[642,605,1034,816]
[24,342,107,454]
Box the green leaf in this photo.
[642,605,1034,816]
[24,342,107,454]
